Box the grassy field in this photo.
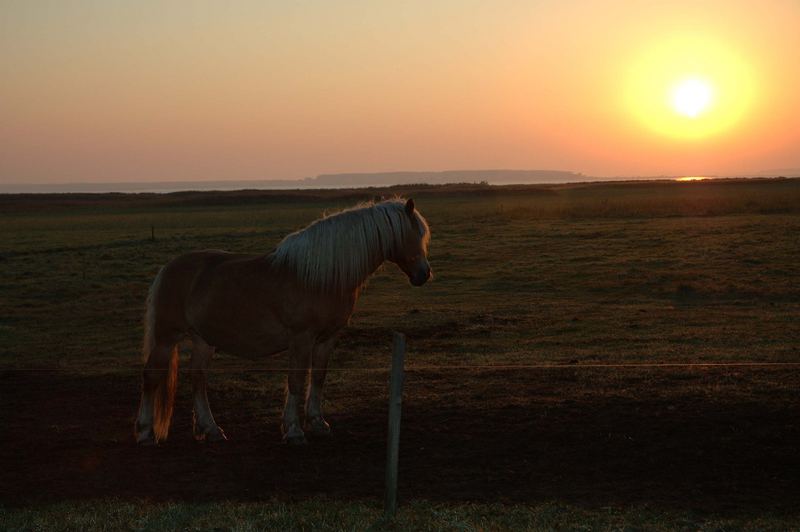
[2,178,800,530]
[2,498,797,531]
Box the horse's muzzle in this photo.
[410,267,432,286]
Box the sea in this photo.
[0,176,721,194]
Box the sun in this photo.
[671,78,713,118]
[623,35,756,140]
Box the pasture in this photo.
[2,179,800,530]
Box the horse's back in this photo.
[149,249,354,357]
[149,250,264,344]
[158,250,295,356]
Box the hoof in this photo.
[283,433,308,446]
[195,426,227,443]
[207,427,227,442]
[305,416,331,437]
[282,423,307,445]
[136,433,157,446]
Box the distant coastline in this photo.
[0,169,795,194]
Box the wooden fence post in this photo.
[384,331,406,519]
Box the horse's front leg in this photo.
[305,335,337,436]
[282,333,313,445]
[190,334,226,442]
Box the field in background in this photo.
[2,178,799,529]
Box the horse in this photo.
[134,197,431,445]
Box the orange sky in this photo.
[1,1,798,184]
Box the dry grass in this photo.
[3,179,798,371]
[2,178,799,529]
[3,497,797,531]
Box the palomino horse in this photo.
[135,198,431,445]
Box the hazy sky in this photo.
[1,0,798,183]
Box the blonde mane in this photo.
[271,198,430,294]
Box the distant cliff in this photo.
[0,170,587,193]
[310,170,584,186]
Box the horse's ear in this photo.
[405,198,415,216]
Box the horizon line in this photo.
[5,166,800,188]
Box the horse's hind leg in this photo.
[190,334,226,442]
[282,333,313,445]
[305,335,337,436]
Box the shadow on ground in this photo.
[1,369,797,514]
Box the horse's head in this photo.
[390,198,432,287]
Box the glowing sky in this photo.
[1,0,798,184]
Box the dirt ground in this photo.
[2,367,798,514]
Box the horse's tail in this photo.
[142,267,179,442]
[150,344,179,442]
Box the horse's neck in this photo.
[352,247,387,291]
[344,214,392,291]
[267,234,389,295]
